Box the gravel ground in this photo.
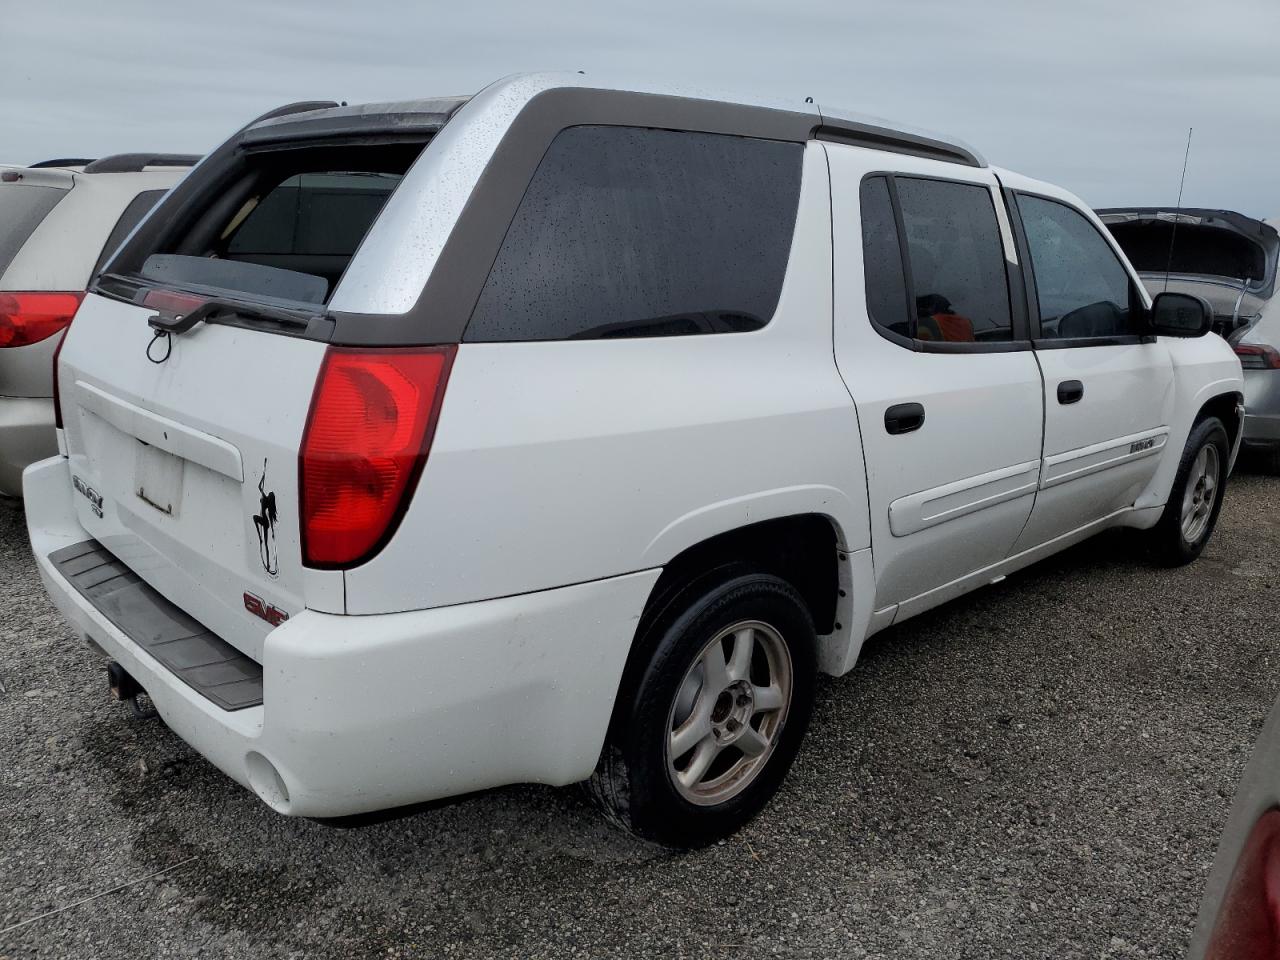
[1,464,1278,960]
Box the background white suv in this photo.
[24,75,1244,847]
[0,154,195,496]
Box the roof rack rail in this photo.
[813,107,985,168]
[82,153,202,174]
[30,158,98,169]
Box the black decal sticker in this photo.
[252,459,279,577]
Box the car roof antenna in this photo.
[1163,126,1194,293]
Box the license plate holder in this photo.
[134,440,184,517]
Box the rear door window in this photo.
[0,184,69,282]
[465,125,804,342]
[1016,195,1141,339]
[859,176,911,338]
[895,177,1013,344]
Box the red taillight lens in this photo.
[299,346,455,569]
[1206,808,1280,959]
[0,291,84,349]
[1234,344,1280,371]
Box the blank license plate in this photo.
[134,440,184,517]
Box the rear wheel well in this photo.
[1196,392,1242,448]
[605,515,842,741]
[647,515,841,637]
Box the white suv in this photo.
[0,154,195,496]
[24,75,1243,847]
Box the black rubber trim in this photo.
[1032,335,1152,350]
[49,540,263,711]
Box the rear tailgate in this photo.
[59,294,333,659]
[45,96,471,652]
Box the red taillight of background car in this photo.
[0,291,84,349]
[1206,808,1280,959]
[1234,344,1280,371]
[299,346,455,569]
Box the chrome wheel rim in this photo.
[1181,443,1220,545]
[665,619,793,806]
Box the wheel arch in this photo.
[605,512,857,743]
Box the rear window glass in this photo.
[466,125,803,342]
[226,173,399,258]
[121,142,424,305]
[0,184,69,282]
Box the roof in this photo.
[243,72,985,168]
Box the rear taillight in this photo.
[1206,808,1280,959]
[299,346,455,569]
[1234,343,1280,370]
[0,291,84,349]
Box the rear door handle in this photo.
[1057,380,1084,405]
[885,402,926,435]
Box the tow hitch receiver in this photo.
[107,662,157,719]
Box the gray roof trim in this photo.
[814,106,985,168]
[82,153,202,174]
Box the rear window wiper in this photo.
[148,297,322,336]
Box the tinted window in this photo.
[1018,195,1138,339]
[896,177,1013,343]
[466,126,803,342]
[0,184,69,281]
[93,189,167,276]
[227,172,399,258]
[859,177,910,337]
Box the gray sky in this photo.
[3,0,1277,216]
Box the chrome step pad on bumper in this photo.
[49,540,263,710]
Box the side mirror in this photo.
[1150,291,1214,337]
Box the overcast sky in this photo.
[3,0,1277,216]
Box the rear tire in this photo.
[1147,416,1230,566]
[589,569,817,848]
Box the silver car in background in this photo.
[0,154,196,496]
[1100,208,1280,468]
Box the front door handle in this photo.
[885,402,926,435]
[1057,380,1084,405]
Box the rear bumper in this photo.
[1243,370,1280,449]
[1243,412,1280,448]
[24,455,660,817]
[0,396,55,497]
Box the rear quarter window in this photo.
[465,126,804,342]
[0,184,69,283]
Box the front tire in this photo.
[1147,416,1230,566]
[589,569,817,848]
